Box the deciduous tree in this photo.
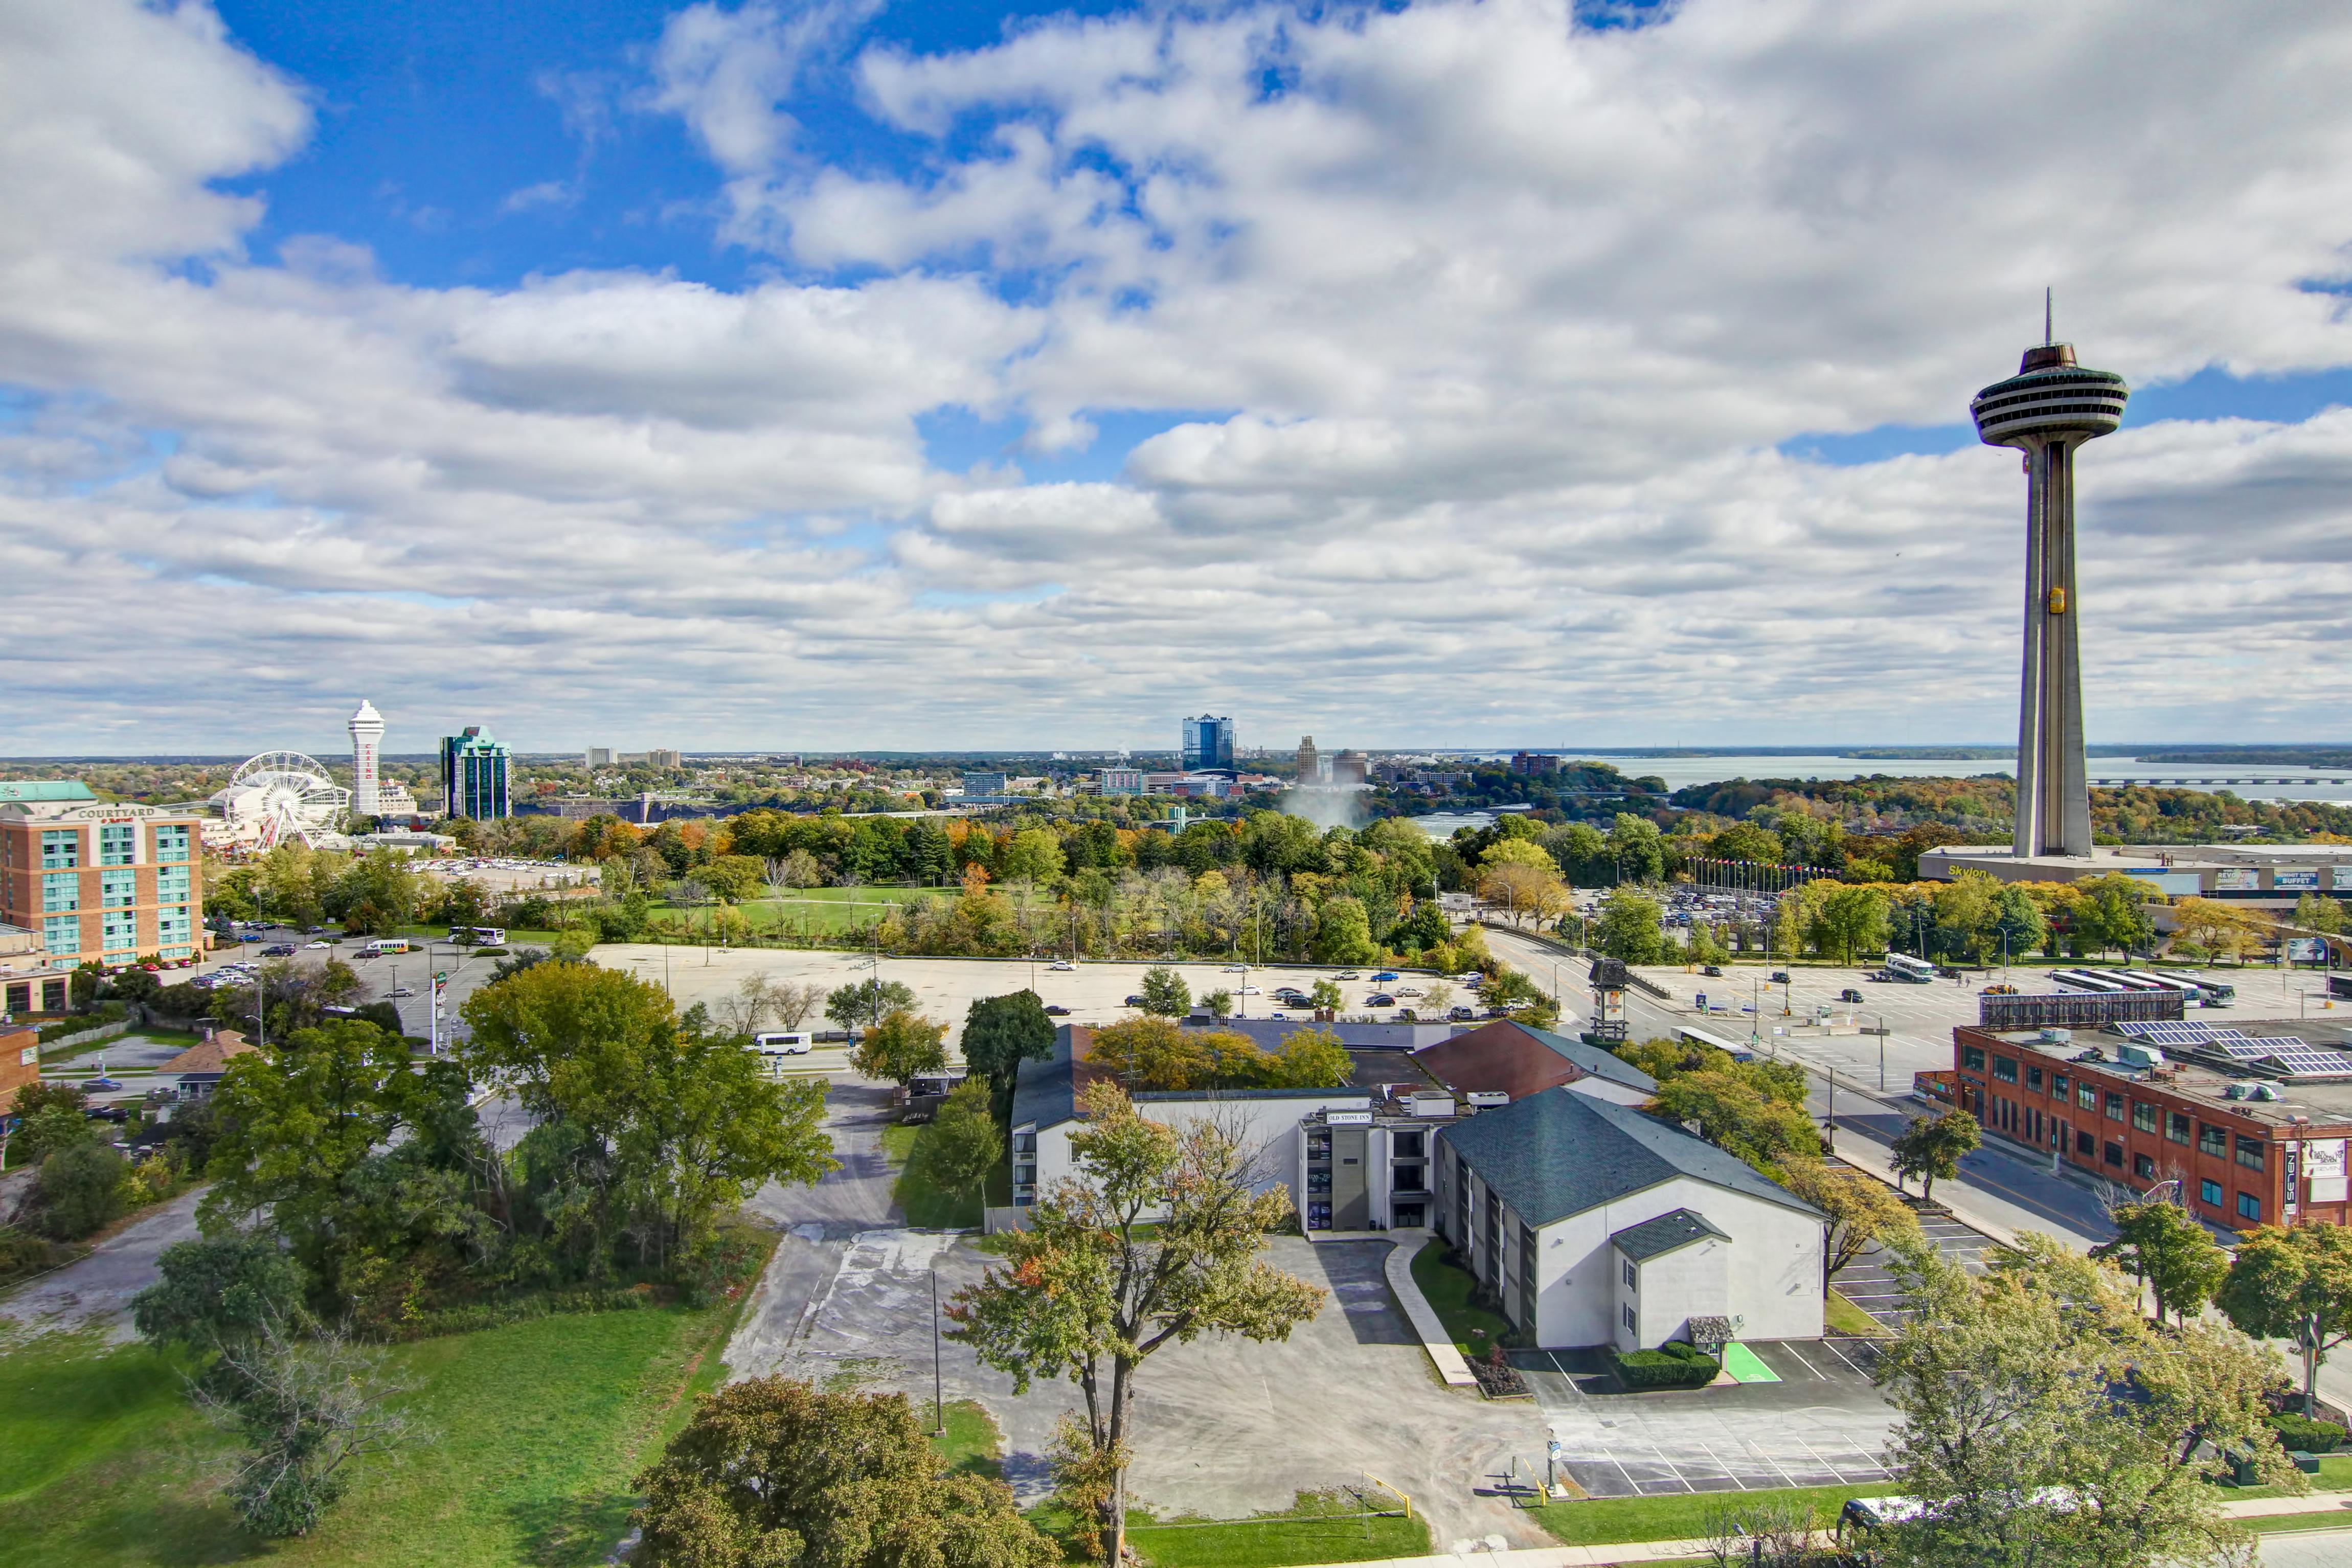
[825,977,916,1031]
[851,1009,950,1086]
[918,1080,1004,1200]
[962,990,1057,1099]
[2094,1195,2230,1326]
[948,1082,1323,1564]
[1889,1110,1979,1204]
[1139,965,1190,1017]
[1781,1157,1918,1290]
[2218,1220,2352,1418]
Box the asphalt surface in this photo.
[0,1187,203,1344]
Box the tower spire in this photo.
[2044,287,2053,346]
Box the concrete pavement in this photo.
[0,1186,202,1344]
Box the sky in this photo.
[4,1,2352,759]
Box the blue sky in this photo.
[5,1,2352,754]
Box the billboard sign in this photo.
[2215,869,2260,891]
[2285,938,2328,963]
[2277,870,2322,891]
[2309,1139,2349,1204]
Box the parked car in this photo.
[1371,970,1399,982]
[1221,963,1250,972]
[304,940,332,950]
[391,986,415,997]
[1334,970,1361,980]
[1839,988,1866,1003]
[85,1102,129,1122]
[262,943,297,957]
[1366,993,1396,1007]
[1702,965,1724,978]
[1769,970,1792,985]
[1048,960,1076,972]
[1239,985,1261,995]
[1044,1004,1072,1016]
[1448,1005,1477,1021]
[1395,986,1423,997]
[1124,994,1147,1007]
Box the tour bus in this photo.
[361,938,414,956]
[1882,953,1937,984]
[448,926,507,946]
[749,1032,815,1071]
[2047,967,2130,993]
[2118,969,2229,1006]
[2072,968,2169,991]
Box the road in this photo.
[0,1187,203,1344]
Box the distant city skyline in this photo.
[8,5,2352,749]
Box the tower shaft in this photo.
[2014,438,2090,856]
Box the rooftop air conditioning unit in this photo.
[2115,1043,2163,1070]
[2038,1028,2072,1045]
[1465,1090,1510,1109]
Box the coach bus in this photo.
[1882,953,1937,984]
[2047,968,2130,993]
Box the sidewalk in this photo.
[1381,1231,1479,1389]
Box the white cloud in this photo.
[5,0,2352,753]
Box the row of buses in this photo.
[1873,950,2236,1005]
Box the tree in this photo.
[2294,891,2346,937]
[1605,812,1666,884]
[2071,872,2162,960]
[15,1100,94,1168]
[851,1009,950,1085]
[464,963,836,1273]
[1875,1232,2292,1568]
[766,981,825,1031]
[1594,884,1666,964]
[961,990,1057,1100]
[33,1140,129,1239]
[1647,1070,1820,1173]
[2218,1220,2352,1418]
[196,1315,418,1537]
[1480,968,1559,1030]
[1201,988,1234,1017]
[825,977,917,1032]
[1085,1016,1215,1091]
[1139,965,1190,1017]
[1807,884,1889,964]
[133,1234,309,1394]
[2092,1195,2230,1327]
[1781,1158,1918,1290]
[1311,895,1378,962]
[633,1376,1056,1568]
[1477,861,1568,929]
[1991,884,2049,962]
[999,828,1066,885]
[919,1080,1004,1200]
[1889,1110,1979,1203]
[948,1082,1323,1563]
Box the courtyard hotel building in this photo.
[0,782,207,978]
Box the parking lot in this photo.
[1830,1208,1994,1329]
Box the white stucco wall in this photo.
[1614,1236,1731,1352]
[1024,1092,1371,1209]
[1532,1176,1823,1349]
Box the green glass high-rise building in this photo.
[439,726,511,820]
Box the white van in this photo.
[751,1031,815,1058]
[362,938,415,956]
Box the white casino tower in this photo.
[348,699,386,816]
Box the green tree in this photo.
[1311,895,1378,962]
[851,1009,950,1085]
[34,1140,129,1240]
[825,977,917,1031]
[15,1101,94,1167]
[1876,1233,2292,1568]
[2217,1220,2352,1418]
[633,1377,1056,1568]
[464,964,836,1272]
[1201,988,1234,1017]
[133,1234,309,1394]
[196,1317,417,1538]
[918,1079,1005,1200]
[1781,1157,1919,1290]
[2093,1196,2230,1326]
[961,990,1057,1099]
[2070,872,2162,961]
[1807,883,1889,964]
[1265,1025,1352,1089]
[948,1082,1323,1565]
[1706,822,1784,866]
[1139,965,1190,1017]
[1889,1110,1980,1203]
[1594,884,1667,964]
[1646,1070,1820,1173]
[1307,977,1343,1011]
[1991,883,2049,962]
[1480,968,1559,1030]
[999,828,1067,885]
[1085,1017,1216,1092]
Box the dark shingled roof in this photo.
[1437,1088,1824,1228]
[1611,1208,1730,1262]
[1409,1019,1656,1100]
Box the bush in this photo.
[1608,1340,1721,1390]
[34,1141,131,1240]
[2269,1412,2346,1453]
[0,1225,79,1286]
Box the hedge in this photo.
[1608,1341,1721,1390]
[2269,1412,2346,1453]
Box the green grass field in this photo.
[931,1399,1004,1481]
[0,1296,743,1567]
[1122,1491,1429,1568]
[1824,1286,1886,1337]
[1533,1481,1903,1546]
[1408,1238,1514,1356]
[881,1122,987,1230]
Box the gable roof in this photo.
[1410,1019,1656,1100]
[1437,1087,1824,1228]
[1612,1207,1731,1262]
[160,1033,260,1078]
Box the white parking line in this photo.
[1647,1441,1699,1493]
[1695,1442,1751,1490]
[1798,1438,1857,1483]
[1782,1344,1826,1379]
[1739,1438,1803,1488]
[1820,1337,1869,1376]
[1546,1350,1586,1401]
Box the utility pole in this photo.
[931,1267,945,1436]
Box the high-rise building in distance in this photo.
[1330,749,1369,787]
[1182,715,1235,772]
[439,726,512,821]
[584,747,614,768]
[1971,316,2129,858]
[1295,735,1321,783]
[347,699,385,816]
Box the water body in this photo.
[1601,754,2352,804]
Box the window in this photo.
[1624,1304,1637,1332]
[2236,1136,2266,1172]
[42,914,79,954]
[2105,1091,2125,1121]
[2238,1192,2261,1223]
[1623,1260,1637,1291]
[1393,1129,1425,1159]
[98,823,136,866]
[101,912,138,951]
[2134,1152,2156,1179]
[2052,1073,2070,1099]
[1993,1056,2019,1084]
[100,869,136,907]
[152,824,190,861]
[2076,1129,2096,1157]
[157,908,189,944]
[2132,1101,2158,1134]
[2026,1065,2045,1092]
[2077,1083,2098,1110]
[1962,1046,1986,1072]
[2167,1112,2192,1145]
[156,865,190,901]
[40,829,78,870]
[1011,1132,1036,1154]
[2104,1141,2124,1168]
[2202,1178,2224,1206]
[2199,1123,2228,1157]
[1393,1163,1428,1194]
[41,872,78,913]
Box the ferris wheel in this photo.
[216,751,352,849]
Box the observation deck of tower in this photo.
[1970,309,2128,860]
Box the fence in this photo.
[1977,991,2184,1030]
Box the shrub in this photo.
[2268,1411,2346,1453]
[34,1141,131,1240]
[1608,1340,1722,1390]
[0,1225,79,1285]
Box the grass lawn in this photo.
[737,889,922,936]
[1533,1481,1904,1546]
[931,1399,1004,1482]
[1408,1238,1514,1357]
[1125,1492,1429,1568]
[1825,1286,1886,1337]
[881,1122,986,1230]
[0,1296,744,1567]
[2214,1452,2352,1499]
[2245,1512,2352,1535]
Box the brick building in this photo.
[0,782,207,970]
[1931,1017,2352,1233]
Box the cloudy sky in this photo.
[4,0,2351,758]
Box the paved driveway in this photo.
[0,1187,203,1344]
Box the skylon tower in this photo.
[1971,304,2128,858]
